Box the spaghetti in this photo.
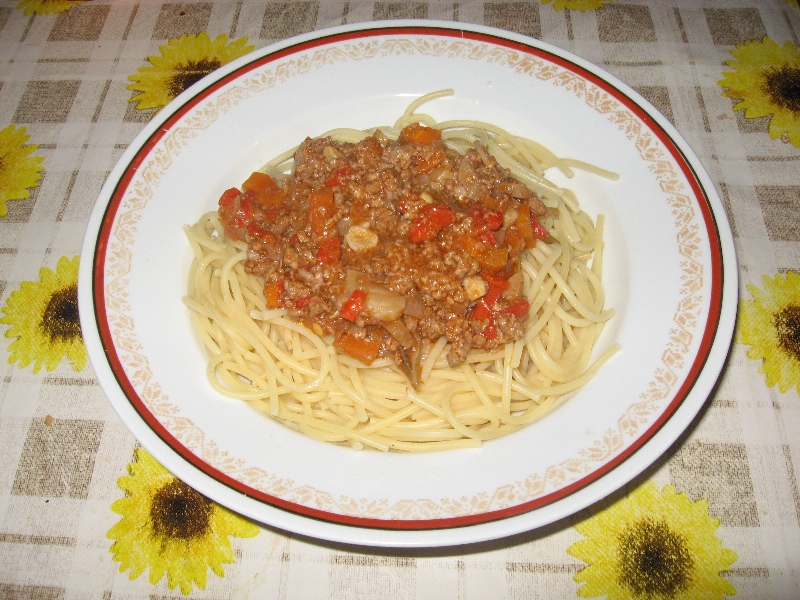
[183,90,618,452]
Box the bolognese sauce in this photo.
[218,123,549,387]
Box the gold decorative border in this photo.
[104,34,706,521]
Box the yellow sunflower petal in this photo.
[541,0,609,9]
[127,31,255,112]
[738,271,800,394]
[1,256,85,372]
[107,448,259,595]
[15,0,84,15]
[568,481,737,600]
[0,124,45,217]
[718,37,800,147]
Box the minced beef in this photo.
[217,122,548,387]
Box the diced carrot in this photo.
[399,122,442,145]
[333,334,381,365]
[263,280,284,309]
[242,171,278,192]
[480,195,504,211]
[308,187,336,236]
[241,172,285,209]
[457,234,508,271]
[415,146,446,174]
[504,226,525,259]
[517,203,535,249]
[310,187,335,209]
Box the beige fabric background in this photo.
[0,1,798,598]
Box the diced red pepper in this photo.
[264,280,284,309]
[333,334,381,365]
[484,210,504,231]
[472,206,503,232]
[484,285,505,309]
[294,295,312,310]
[316,237,341,264]
[481,272,510,291]
[500,299,530,318]
[218,187,240,207]
[530,215,549,239]
[324,165,354,187]
[469,299,498,340]
[518,204,550,248]
[470,299,492,322]
[483,315,498,340]
[245,223,277,243]
[409,203,455,243]
[340,289,367,322]
[476,229,498,248]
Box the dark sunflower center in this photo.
[168,58,222,99]
[775,304,800,362]
[150,478,213,540]
[617,517,694,598]
[763,66,800,113]
[40,283,81,343]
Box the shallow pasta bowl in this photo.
[79,20,737,548]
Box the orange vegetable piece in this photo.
[263,280,284,309]
[242,171,277,192]
[399,122,442,145]
[316,237,341,264]
[458,234,509,272]
[333,334,381,365]
[242,171,285,209]
[409,204,455,243]
[308,187,336,237]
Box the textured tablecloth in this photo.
[1,0,799,598]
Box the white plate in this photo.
[79,21,737,548]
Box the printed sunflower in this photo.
[108,447,260,595]
[718,37,800,147]
[1,256,85,373]
[738,271,800,394]
[786,0,799,9]
[128,32,254,111]
[0,124,44,217]
[541,0,611,10]
[16,0,83,15]
[568,481,737,600]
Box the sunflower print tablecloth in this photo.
[0,0,798,598]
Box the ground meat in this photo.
[217,122,550,386]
